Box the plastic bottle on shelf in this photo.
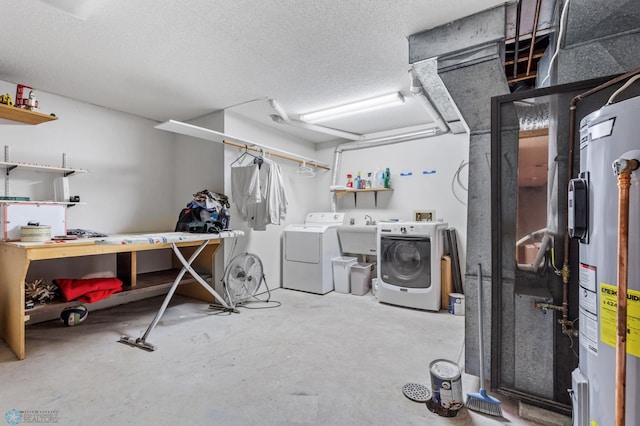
[384,168,391,188]
[366,172,373,189]
[346,174,353,188]
[356,171,362,189]
[374,167,384,188]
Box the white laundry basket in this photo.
[332,256,357,293]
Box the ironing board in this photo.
[97,231,244,351]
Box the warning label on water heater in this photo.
[579,263,599,355]
[600,282,640,358]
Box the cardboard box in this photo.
[1,203,66,241]
[523,242,542,265]
[441,255,453,309]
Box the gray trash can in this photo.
[350,262,375,295]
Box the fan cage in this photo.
[224,253,264,306]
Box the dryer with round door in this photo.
[377,221,448,311]
[282,212,345,294]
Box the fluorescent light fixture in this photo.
[271,115,362,140]
[36,0,98,20]
[300,92,405,123]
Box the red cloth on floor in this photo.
[54,277,123,303]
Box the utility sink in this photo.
[337,224,377,256]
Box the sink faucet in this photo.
[364,214,373,225]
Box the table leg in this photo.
[0,245,30,360]
[119,240,230,351]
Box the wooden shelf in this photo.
[24,269,213,325]
[0,103,57,125]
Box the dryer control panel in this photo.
[305,212,345,225]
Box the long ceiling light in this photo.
[299,92,405,123]
[36,0,98,20]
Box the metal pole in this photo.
[4,145,9,196]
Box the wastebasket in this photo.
[350,262,375,296]
[332,256,357,293]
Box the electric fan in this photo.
[223,253,265,308]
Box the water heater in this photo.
[570,94,640,425]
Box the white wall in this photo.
[0,81,177,233]
[173,111,226,212]
[1,80,177,279]
[315,132,470,275]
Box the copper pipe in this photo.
[613,159,638,426]
[615,171,630,426]
[571,70,640,106]
[526,0,542,76]
[559,102,577,333]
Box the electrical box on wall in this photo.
[414,210,435,222]
[0,203,66,241]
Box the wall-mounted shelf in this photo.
[2,147,87,205]
[0,103,57,125]
[155,119,331,170]
[331,188,393,194]
[331,188,393,207]
[0,200,85,206]
[1,161,88,177]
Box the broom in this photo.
[465,264,503,417]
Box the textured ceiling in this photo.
[0,0,506,142]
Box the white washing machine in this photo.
[376,221,448,311]
[282,212,345,294]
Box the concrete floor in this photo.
[1,288,559,425]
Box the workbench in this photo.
[0,231,242,360]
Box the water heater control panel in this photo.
[568,172,589,244]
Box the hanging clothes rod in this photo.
[222,139,329,170]
[155,119,330,170]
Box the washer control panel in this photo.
[379,221,445,235]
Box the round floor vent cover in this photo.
[402,382,432,402]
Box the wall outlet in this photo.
[414,210,435,222]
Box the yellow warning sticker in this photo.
[600,283,640,358]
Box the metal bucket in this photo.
[426,359,463,417]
